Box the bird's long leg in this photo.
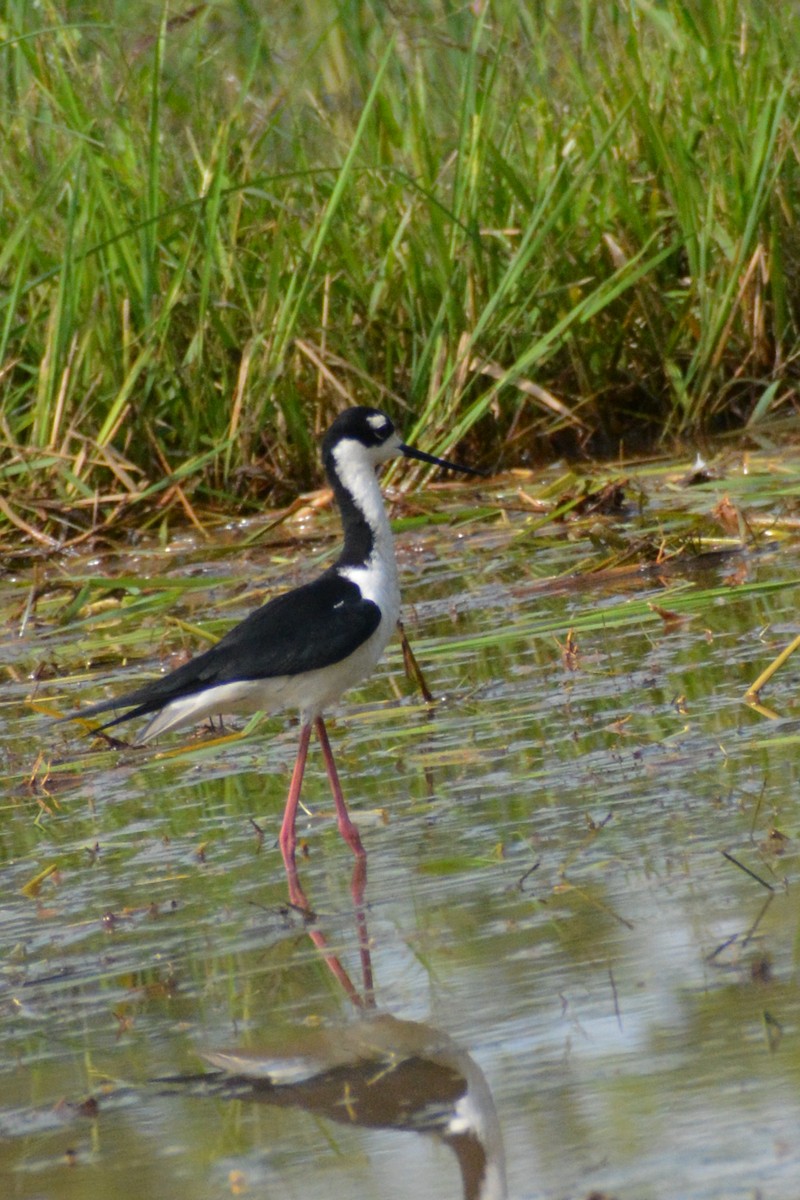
[315,717,366,859]
[279,721,313,870]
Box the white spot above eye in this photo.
[367,413,389,432]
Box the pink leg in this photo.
[315,717,366,859]
[279,722,312,871]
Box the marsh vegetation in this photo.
[2,0,800,549]
[4,4,800,1198]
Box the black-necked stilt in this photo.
[59,406,480,867]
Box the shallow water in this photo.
[3,449,800,1199]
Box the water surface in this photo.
[2,449,800,1198]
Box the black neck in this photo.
[324,455,375,570]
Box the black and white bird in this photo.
[59,407,480,867]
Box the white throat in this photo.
[332,439,400,623]
[332,440,394,549]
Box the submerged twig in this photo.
[720,850,774,892]
[741,893,775,950]
[745,631,800,704]
[749,777,768,839]
[609,968,623,1032]
[398,621,435,703]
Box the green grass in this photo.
[1,0,800,545]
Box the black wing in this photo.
[61,571,381,731]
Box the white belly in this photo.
[136,613,397,744]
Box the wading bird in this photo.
[59,407,480,867]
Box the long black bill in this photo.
[400,443,486,477]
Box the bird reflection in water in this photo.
[162,859,507,1200]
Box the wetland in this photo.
[3,443,800,1198]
